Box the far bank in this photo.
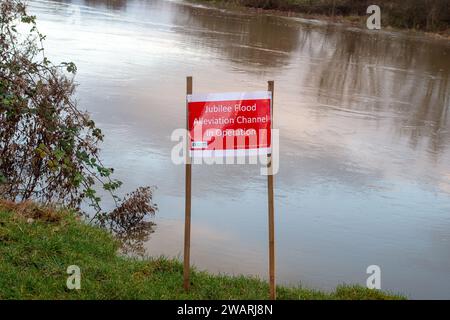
[188,0,450,39]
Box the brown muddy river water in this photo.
[29,0,450,298]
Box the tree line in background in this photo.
[208,0,449,32]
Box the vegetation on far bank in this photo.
[0,200,405,300]
[192,0,450,35]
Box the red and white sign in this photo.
[187,91,272,157]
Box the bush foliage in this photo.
[206,0,450,32]
[0,0,156,233]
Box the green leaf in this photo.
[61,62,77,74]
[21,15,36,24]
[73,173,83,187]
[54,149,65,161]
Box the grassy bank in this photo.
[0,201,404,299]
[191,0,450,36]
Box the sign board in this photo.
[183,78,276,300]
[187,92,272,157]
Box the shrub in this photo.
[0,0,157,237]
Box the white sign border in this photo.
[187,91,272,103]
[190,147,271,158]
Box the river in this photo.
[28,0,450,299]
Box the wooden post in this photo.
[184,76,193,291]
[267,80,276,300]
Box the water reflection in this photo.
[172,6,303,68]
[304,28,450,155]
[54,0,128,10]
[83,0,128,10]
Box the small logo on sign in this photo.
[192,141,207,149]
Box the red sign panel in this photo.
[187,92,272,157]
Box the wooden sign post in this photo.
[183,76,193,291]
[267,80,276,300]
[183,76,276,299]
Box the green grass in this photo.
[0,201,405,300]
